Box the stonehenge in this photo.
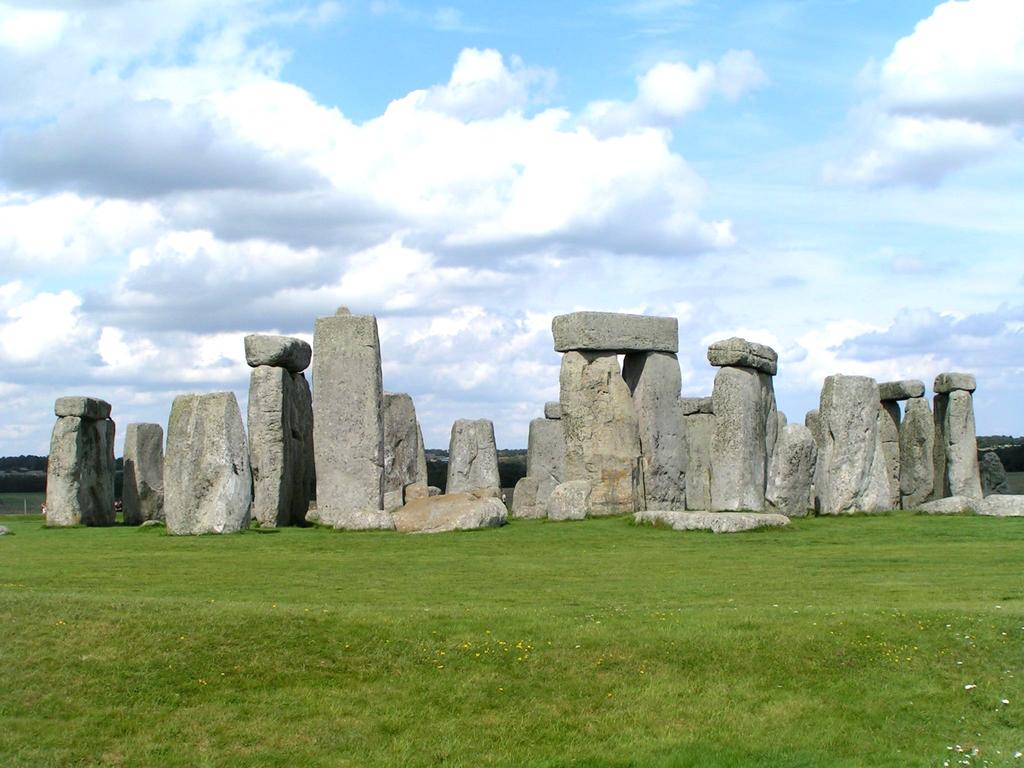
[899,396,935,509]
[246,334,314,527]
[446,419,500,494]
[980,451,1009,495]
[383,393,425,511]
[512,408,566,518]
[932,373,983,501]
[45,397,116,527]
[123,423,164,525]
[765,424,817,517]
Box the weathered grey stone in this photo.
[54,396,111,420]
[546,480,591,521]
[706,338,778,375]
[918,496,978,515]
[622,351,686,511]
[404,482,430,502]
[312,312,384,526]
[164,392,251,535]
[446,419,500,494]
[941,389,983,500]
[392,489,507,533]
[680,397,713,415]
[122,423,164,525]
[899,397,934,509]
[635,509,789,533]
[139,519,164,528]
[684,412,713,511]
[544,401,562,420]
[243,334,312,373]
[45,416,115,527]
[428,486,442,496]
[977,495,1024,517]
[980,451,1010,495]
[710,366,775,511]
[383,489,405,513]
[879,380,925,401]
[415,423,428,484]
[777,411,788,430]
[816,375,890,514]
[526,417,565,510]
[879,400,902,510]
[934,372,976,394]
[383,393,421,498]
[560,351,641,515]
[804,409,822,445]
[248,366,314,527]
[511,476,557,519]
[766,424,817,517]
[330,510,396,530]
[552,312,678,353]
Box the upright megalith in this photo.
[123,423,164,525]
[514,416,566,517]
[446,419,500,494]
[165,392,252,535]
[312,308,387,528]
[878,400,902,510]
[383,393,422,511]
[560,350,641,515]
[623,351,686,511]
[932,372,982,501]
[707,338,778,512]
[682,398,713,511]
[899,396,934,509]
[247,333,315,527]
[816,375,890,514]
[980,451,1010,496]
[45,397,115,527]
[765,424,817,517]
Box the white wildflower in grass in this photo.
[964,684,977,690]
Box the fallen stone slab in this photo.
[680,397,713,416]
[544,401,562,420]
[634,509,789,533]
[706,337,778,376]
[934,372,976,394]
[306,506,395,530]
[879,380,925,401]
[243,334,312,372]
[54,396,111,420]
[917,496,979,514]
[546,480,592,521]
[552,312,678,353]
[392,489,507,534]
[976,495,1024,517]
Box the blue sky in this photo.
[0,0,1022,454]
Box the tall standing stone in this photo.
[878,400,902,510]
[707,339,778,512]
[446,419,500,494]
[765,424,817,517]
[164,392,252,535]
[122,423,164,525]
[527,417,565,492]
[248,362,314,528]
[682,398,713,511]
[980,452,1009,495]
[560,351,641,515]
[899,396,934,509]
[622,351,686,511]
[816,375,890,514]
[383,393,421,510]
[416,422,428,485]
[313,309,387,528]
[934,375,983,500]
[45,397,115,527]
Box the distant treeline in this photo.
[977,435,1024,448]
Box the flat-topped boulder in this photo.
[879,380,925,401]
[244,334,312,372]
[681,397,713,415]
[543,401,562,420]
[392,489,507,534]
[635,509,789,534]
[552,312,678,353]
[54,396,111,420]
[977,495,1024,517]
[917,496,978,514]
[706,338,778,375]
[934,372,976,394]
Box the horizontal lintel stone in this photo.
[879,379,926,401]
[552,312,678,353]
[706,337,778,375]
[54,396,111,420]
[933,372,976,394]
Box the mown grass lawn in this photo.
[1,512,1021,768]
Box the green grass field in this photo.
[1,512,1021,767]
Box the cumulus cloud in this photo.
[831,0,1024,186]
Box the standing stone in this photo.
[622,351,686,511]
[560,351,641,515]
[382,393,421,510]
[684,412,714,511]
[164,392,252,535]
[765,424,817,517]
[709,366,773,511]
[980,451,1010,495]
[816,375,890,514]
[248,365,314,527]
[511,476,543,519]
[805,408,824,513]
[899,396,934,509]
[122,423,164,525]
[941,388,983,500]
[45,399,115,527]
[446,419,500,494]
[416,422,428,486]
[546,480,592,521]
[523,416,566,513]
[312,309,387,528]
[879,400,902,509]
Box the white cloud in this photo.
[0,5,66,53]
